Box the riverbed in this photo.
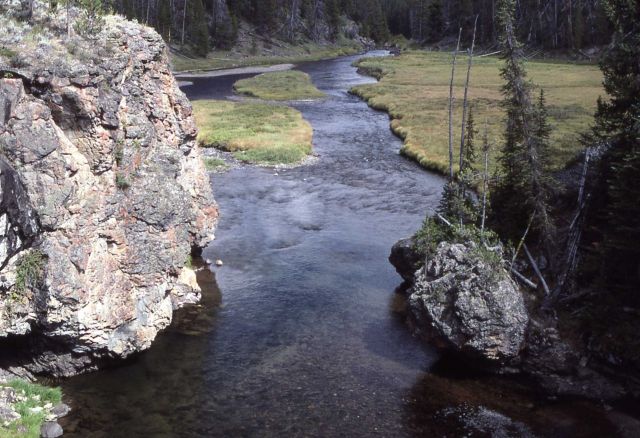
[59,52,626,437]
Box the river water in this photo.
[60,52,625,437]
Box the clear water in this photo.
[59,52,627,437]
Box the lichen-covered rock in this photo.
[409,242,528,362]
[0,9,217,375]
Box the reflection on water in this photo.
[60,52,626,437]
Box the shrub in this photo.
[115,173,130,189]
[14,250,46,295]
[413,216,504,270]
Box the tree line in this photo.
[384,0,612,49]
[108,0,390,54]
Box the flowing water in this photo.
[60,52,627,437]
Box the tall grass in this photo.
[234,71,325,101]
[192,100,312,165]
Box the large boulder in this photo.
[408,242,528,362]
[0,10,217,375]
[389,237,421,282]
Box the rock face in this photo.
[408,242,528,362]
[0,11,217,375]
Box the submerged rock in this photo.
[0,11,217,375]
[408,242,528,362]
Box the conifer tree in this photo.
[426,0,444,42]
[492,0,553,245]
[328,0,341,40]
[591,0,640,290]
[190,0,210,56]
[157,0,172,41]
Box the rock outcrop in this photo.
[404,242,529,362]
[0,8,217,375]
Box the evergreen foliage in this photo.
[190,0,210,56]
[590,0,640,293]
[491,0,554,246]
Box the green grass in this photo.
[1,380,62,438]
[202,157,228,171]
[14,250,45,296]
[351,51,604,174]
[171,40,362,73]
[233,71,325,101]
[192,100,313,165]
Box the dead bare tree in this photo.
[181,0,187,47]
[481,121,490,234]
[459,15,479,171]
[448,27,462,180]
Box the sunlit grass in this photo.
[351,51,603,174]
[192,100,312,165]
[233,71,325,101]
[0,380,62,438]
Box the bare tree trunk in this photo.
[289,0,299,40]
[181,0,187,47]
[448,28,462,181]
[481,121,490,234]
[459,15,479,171]
[524,244,551,295]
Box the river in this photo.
[59,52,624,437]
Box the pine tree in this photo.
[74,0,106,37]
[491,0,554,245]
[157,0,172,41]
[328,0,341,40]
[426,0,444,42]
[439,108,479,225]
[190,0,210,56]
[591,0,640,291]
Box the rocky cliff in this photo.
[0,7,217,376]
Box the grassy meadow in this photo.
[233,71,325,101]
[192,100,313,165]
[351,51,604,174]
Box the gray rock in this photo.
[0,14,218,375]
[40,421,63,438]
[51,403,71,419]
[389,237,421,282]
[409,242,529,362]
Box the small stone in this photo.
[51,403,70,419]
[40,421,63,438]
[215,259,224,267]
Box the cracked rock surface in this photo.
[0,9,217,376]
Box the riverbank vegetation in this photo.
[233,71,325,101]
[0,380,62,438]
[192,100,312,165]
[409,0,640,382]
[170,40,362,73]
[202,157,228,171]
[351,52,602,174]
